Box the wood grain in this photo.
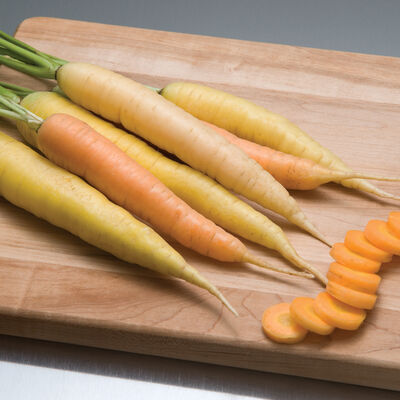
[0,17,399,390]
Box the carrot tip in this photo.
[243,253,314,279]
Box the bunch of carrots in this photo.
[0,31,398,319]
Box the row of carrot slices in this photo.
[262,212,400,344]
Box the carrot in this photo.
[326,281,377,310]
[344,230,392,263]
[364,220,400,256]
[0,32,330,247]
[0,84,326,281]
[327,262,381,294]
[0,94,310,279]
[388,211,400,238]
[290,297,334,335]
[262,303,308,344]
[329,243,381,273]
[313,292,366,330]
[160,82,400,201]
[0,130,237,315]
[202,120,400,190]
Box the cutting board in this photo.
[1,17,399,390]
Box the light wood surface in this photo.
[0,17,399,390]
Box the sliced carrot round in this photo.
[344,230,392,262]
[262,303,308,344]
[388,212,400,238]
[313,292,366,330]
[329,243,381,273]
[327,262,381,294]
[364,220,400,256]
[290,297,334,335]
[327,281,377,310]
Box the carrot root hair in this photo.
[337,171,400,183]
[242,253,314,279]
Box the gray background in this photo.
[1,1,400,399]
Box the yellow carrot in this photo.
[0,130,237,315]
[16,90,325,282]
[160,82,400,200]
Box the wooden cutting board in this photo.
[0,17,399,390]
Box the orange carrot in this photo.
[290,297,334,335]
[313,292,366,330]
[329,243,381,273]
[33,112,306,277]
[262,303,308,344]
[344,230,392,263]
[327,262,381,294]
[202,121,400,190]
[364,220,400,256]
[388,212,400,238]
[327,281,377,310]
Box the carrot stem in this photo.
[0,81,35,97]
[0,90,42,129]
[0,31,64,79]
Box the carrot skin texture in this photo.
[37,113,249,263]
[327,281,377,310]
[262,303,308,344]
[0,131,236,313]
[55,63,328,246]
[364,220,400,256]
[290,297,334,335]
[313,292,366,331]
[327,262,381,294]
[18,91,320,277]
[329,243,381,273]
[344,230,392,263]
[161,82,397,200]
[388,212,400,238]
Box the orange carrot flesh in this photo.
[327,262,381,294]
[313,292,367,330]
[327,281,377,310]
[364,220,400,256]
[262,303,308,344]
[290,297,334,335]
[329,243,381,273]
[388,212,400,238]
[36,113,252,264]
[344,230,392,263]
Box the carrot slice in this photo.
[327,262,381,294]
[327,281,377,310]
[262,303,308,344]
[329,243,381,273]
[290,297,334,335]
[344,230,392,262]
[313,292,367,330]
[388,211,400,238]
[364,220,400,256]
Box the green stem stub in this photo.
[0,30,67,79]
[0,86,43,130]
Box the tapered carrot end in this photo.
[291,212,333,247]
[337,171,400,183]
[286,254,328,285]
[211,287,239,317]
[242,253,314,279]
